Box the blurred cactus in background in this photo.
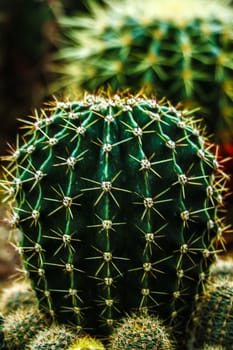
[52,0,233,143]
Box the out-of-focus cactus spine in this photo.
[0,281,37,315]
[0,92,227,346]
[209,257,233,282]
[54,0,233,139]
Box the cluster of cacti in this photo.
[53,0,233,140]
[0,92,227,349]
[108,312,174,349]
[190,278,233,350]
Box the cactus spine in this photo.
[190,279,233,350]
[209,257,233,282]
[0,281,37,315]
[3,307,48,349]
[0,93,226,345]
[68,336,105,350]
[108,313,175,349]
[54,0,233,138]
[27,325,77,350]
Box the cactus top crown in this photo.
[0,92,227,340]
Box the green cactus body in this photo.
[191,279,233,350]
[27,325,76,350]
[3,307,47,349]
[54,0,233,137]
[109,313,174,349]
[1,94,225,342]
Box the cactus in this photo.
[27,325,77,350]
[108,312,174,349]
[3,307,48,349]
[53,0,233,139]
[190,279,233,350]
[202,346,224,350]
[68,336,105,350]
[0,93,226,346]
[0,313,6,350]
[209,257,233,282]
[0,281,37,315]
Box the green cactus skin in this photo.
[27,325,77,350]
[3,307,48,349]
[68,336,105,350]
[0,281,37,316]
[54,0,233,138]
[108,313,175,349]
[190,279,233,350]
[0,93,226,345]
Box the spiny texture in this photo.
[191,279,233,350]
[3,307,47,349]
[68,336,105,350]
[209,258,233,282]
[27,325,76,350]
[108,313,174,349]
[54,0,233,138]
[0,93,226,343]
[0,281,37,315]
[202,346,225,350]
[0,313,6,350]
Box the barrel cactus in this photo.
[109,313,174,349]
[2,307,48,349]
[53,0,233,138]
[0,93,226,346]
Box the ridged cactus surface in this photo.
[191,279,233,350]
[109,313,174,349]
[1,93,225,341]
[54,0,233,137]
